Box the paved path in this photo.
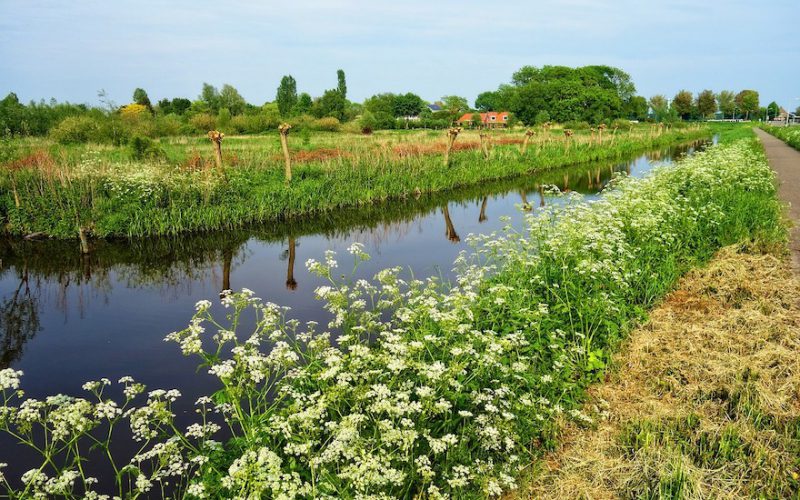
[754,128,800,270]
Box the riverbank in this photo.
[520,245,800,498]
[0,136,783,498]
[1,125,711,239]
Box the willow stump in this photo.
[279,123,292,183]
[444,127,462,167]
[207,130,224,169]
[521,129,535,155]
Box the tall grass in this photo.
[0,138,783,498]
[0,125,711,239]
[760,124,800,150]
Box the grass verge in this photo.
[760,124,800,150]
[520,246,800,499]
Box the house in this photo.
[457,111,511,128]
[427,103,443,112]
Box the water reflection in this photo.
[0,269,40,367]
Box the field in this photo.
[0,132,785,498]
[0,123,710,239]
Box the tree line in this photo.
[0,65,784,145]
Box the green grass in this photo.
[0,124,714,239]
[760,124,800,150]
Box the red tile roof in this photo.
[457,111,510,124]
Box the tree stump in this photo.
[279,123,292,183]
[479,132,491,160]
[207,130,224,169]
[443,127,462,167]
[563,129,574,152]
[521,129,535,155]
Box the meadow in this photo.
[0,123,710,239]
[0,132,784,498]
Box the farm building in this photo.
[457,111,510,128]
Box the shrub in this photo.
[189,113,216,133]
[534,110,551,125]
[611,118,633,131]
[563,120,591,130]
[49,116,104,144]
[310,116,341,132]
[153,114,182,136]
[359,110,377,134]
[128,136,165,161]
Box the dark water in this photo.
[0,139,710,481]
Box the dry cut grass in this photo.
[518,245,800,499]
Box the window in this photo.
[503,115,508,120]
[490,116,496,121]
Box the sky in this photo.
[1,0,798,111]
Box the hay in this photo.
[518,246,800,499]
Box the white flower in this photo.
[0,369,22,391]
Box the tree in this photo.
[717,90,736,119]
[622,96,648,121]
[294,93,312,115]
[441,95,469,115]
[276,75,298,117]
[314,89,347,121]
[648,95,668,121]
[767,101,779,120]
[219,84,246,115]
[735,90,759,119]
[696,90,717,119]
[475,91,500,111]
[171,98,191,115]
[534,110,550,124]
[200,83,220,113]
[132,88,152,111]
[337,69,347,100]
[672,90,693,120]
[393,93,424,118]
[471,113,483,128]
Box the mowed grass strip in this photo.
[520,246,800,499]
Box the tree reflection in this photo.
[442,205,460,243]
[0,269,41,368]
[479,197,488,223]
[285,237,297,291]
[519,190,532,211]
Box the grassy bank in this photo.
[523,247,800,498]
[0,136,783,498]
[760,124,800,150]
[0,124,709,239]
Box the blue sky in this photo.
[1,0,798,111]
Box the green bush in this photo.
[535,110,551,124]
[611,118,633,131]
[310,116,341,132]
[563,120,591,130]
[128,136,166,160]
[189,113,216,133]
[49,115,106,144]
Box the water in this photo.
[0,138,710,482]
